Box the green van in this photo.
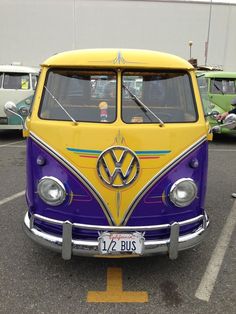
[197,71,236,135]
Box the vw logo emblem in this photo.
[97,146,140,188]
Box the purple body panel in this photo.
[26,137,208,240]
[26,138,112,239]
[127,142,208,238]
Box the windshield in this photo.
[39,69,117,122]
[121,71,197,123]
[197,75,208,96]
[3,73,30,90]
[39,69,197,123]
[210,78,236,95]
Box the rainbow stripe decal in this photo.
[67,147,171,159]
[135,150,171,159]
[67,148,102,159]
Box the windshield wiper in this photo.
[122,84,164,126]
[196,73,205,78]
[213,83,224,95]
[44,86,78,125]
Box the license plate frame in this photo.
[98,232,144,255]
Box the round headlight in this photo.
[18,106,29,116]
[37,177,66,206]
[169,178,197,207]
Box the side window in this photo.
[210,78,236,95]
[3,73,30,90]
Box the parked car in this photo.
[0,64,39,130]
[196,71,236,135]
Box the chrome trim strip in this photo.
[31,213,204,231]
[122,136,207,225]
[29,132,114,225]
[169,222,180,259]
[62,221,72,260]
[24,211,209,260]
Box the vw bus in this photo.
[0,64,39,130]
[197,71,236,135]
[6,49,236,260]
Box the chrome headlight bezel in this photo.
[169,178,198,207]
[37,176,66,206]
[18,106,29,116]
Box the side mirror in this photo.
[4,101,17,116]
[211,113,236,133]
[4,101,25,127]
[205,110,219,118]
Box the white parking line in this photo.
[209,148,236,152]
[0,140,25,148]
[4,145,26,148]
[195,199,236,302]
[0,191,25,206]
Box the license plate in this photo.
[98,232,144,255]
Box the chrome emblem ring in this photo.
[97,146,140,188]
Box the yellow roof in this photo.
[42,49,193,70]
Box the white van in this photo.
[0,64,39,130]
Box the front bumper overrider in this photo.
[23,212,209,260]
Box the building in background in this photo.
[0,0,235,70]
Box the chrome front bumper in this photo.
[23,212,209,260]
